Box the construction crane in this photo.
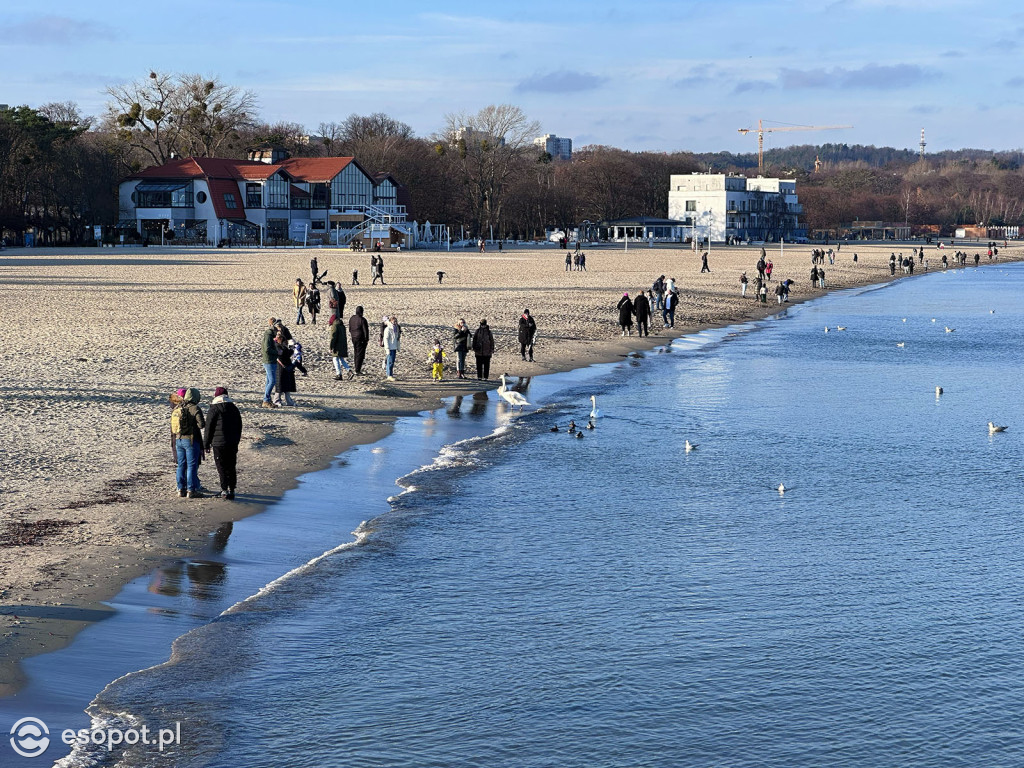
[738,119,853,175]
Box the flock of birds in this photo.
[824,312,1011,436]
[548,396,600,439]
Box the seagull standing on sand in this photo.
[989,422,1008,434]
[497,374,530,411]
[590,395,601,419]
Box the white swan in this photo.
[590,395,601,419]
[497,374,530,411]
[989,422,1008,434]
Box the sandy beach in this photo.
[0,239,1010,692]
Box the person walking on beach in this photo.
[326,280,346,323]
[293,278,308,325]
[653,276,665,309]
[453,318,470,379]
[518,309,537,361]
[428,339,447,382]
[172,387,206,498]
[811,264,819,288]
[383,315,401,380]
[310,257,320,286]
[775,281,785,304]
[204,386,242,500]
[377,254,386,285]
[662,290,676,328]
[756,255,766,281]
[565,252,572,271]
[275,332,298,406]
[740,271,749,298]
[633,290,651,337]
[700,251,711,273]
[349,306,369,375]
[472,319,494,380]
[765,260,773,281]
[617,292,635,336]
[262,317,279,408]
[579,252,587,271]
[305,283,321,325]
[352,269,359,286]
[329,314,353,380]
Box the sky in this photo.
[3,0,1024,155]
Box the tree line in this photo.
[3,70,1024,245]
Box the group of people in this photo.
[261,318,308,408]
[615,291,653,336]
[565,251,588,271]
[169,386,242,499]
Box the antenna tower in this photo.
[919,128,926,160]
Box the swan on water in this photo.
[989,422,1008,434]
[498,374,530,411]
[590,396,601,419]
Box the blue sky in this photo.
[3,0,1023,154]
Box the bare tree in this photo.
[438,104,540,234]
[105,71,256,165]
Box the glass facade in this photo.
[374,179,397,207]
[267,218,289,240]
[135,182,193,208]
[246,183,263,208]
[331,165,374,208]
[266,176,289,209]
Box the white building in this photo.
[534,134,572,161]
[118,150,414,247]
[667,173,804,243]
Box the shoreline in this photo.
[0,242,1012,695]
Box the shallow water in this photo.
[14,263,1024,767]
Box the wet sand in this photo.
[0,240,1007,693]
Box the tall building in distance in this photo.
[667,173,804,243]
[534,134,572,161]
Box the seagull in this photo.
[590,395,601,419]
[931,318,937,323]
[989,422,1008,434]
[945,327,955,333]
[586,420,595,430]
[990,310,996,314]
[836,326,846,331]
[777,483,788,495]
[902,318,907,322]
[824,326,830,333]
[897,342,905,348]
[685,440,698,453]
[936,386,943,396]
[497,374,530,411]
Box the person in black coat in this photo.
[632,290,651,337]
[453,318,470,379]
[473,319,495,379]
[518,309,537,361]
[617,293,634,336]
[305,284,321,325]
[204,386,243,499]
[348,306,370,375]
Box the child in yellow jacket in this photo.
[427,339,446,382]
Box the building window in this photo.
[685,200,697,212]
[246,183,262,208]
[266,176,289,209]
[196,191,207,204]
[224,193,237,209]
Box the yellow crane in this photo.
[738,119,853,175]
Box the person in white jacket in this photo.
[383,315,402,380]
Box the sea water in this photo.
[27,263,1024,766]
